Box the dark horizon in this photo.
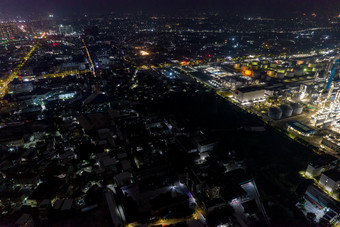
[1,0,340,18]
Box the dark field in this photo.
[155,92,317,224]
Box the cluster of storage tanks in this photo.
[234,60,322,80]
[268,103,303,120]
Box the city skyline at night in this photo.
[0,1,340,226]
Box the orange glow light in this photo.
[243,70,254,77]
[140,50,150,56]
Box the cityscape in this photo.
[1,0,340,226]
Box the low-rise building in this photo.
[306,161,327,177]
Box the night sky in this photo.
[1,0,340,17]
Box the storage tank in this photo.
[268,107,282,120]
[277,68,286,74]
[270,63,277,68]
[291,103,303,115]
[234,63,241,69]
[267,70,276,77]
[241,65,249,71]
[243,70,254,77]
[297,60,304,65]
[308,63,316,68]
[280,104,293,118]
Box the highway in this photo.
[82,39,96,77]
[0,33,47,98]
[0,34,93,98]
[0,44,37,97]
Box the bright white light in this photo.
[300,93,305,100]
[140,50,150,56]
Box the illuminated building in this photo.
[305,185,338,214]
[287,121,316,136]
[319,169,340,193]
[321,136,340,153]
[234,87,265,104]
[0,23,21,40]
[306,161,326,178]
[59,24,74,35]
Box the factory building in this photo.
[234,87,265,104]
[287,121,316,136]
[321,136,340,153]
[319,169,340,193]
[305,185,339,221]
[306,161,327,177]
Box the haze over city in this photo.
[1,0,340,16]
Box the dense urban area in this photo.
[0,10,340,227]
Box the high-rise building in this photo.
[59,24,74,35]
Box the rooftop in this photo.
[322,168,340,182]
[287,120,316,135]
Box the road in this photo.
[0,33,46,97]
[0,35,92,98]
[0,45,37,97]
[82,39,96,77]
